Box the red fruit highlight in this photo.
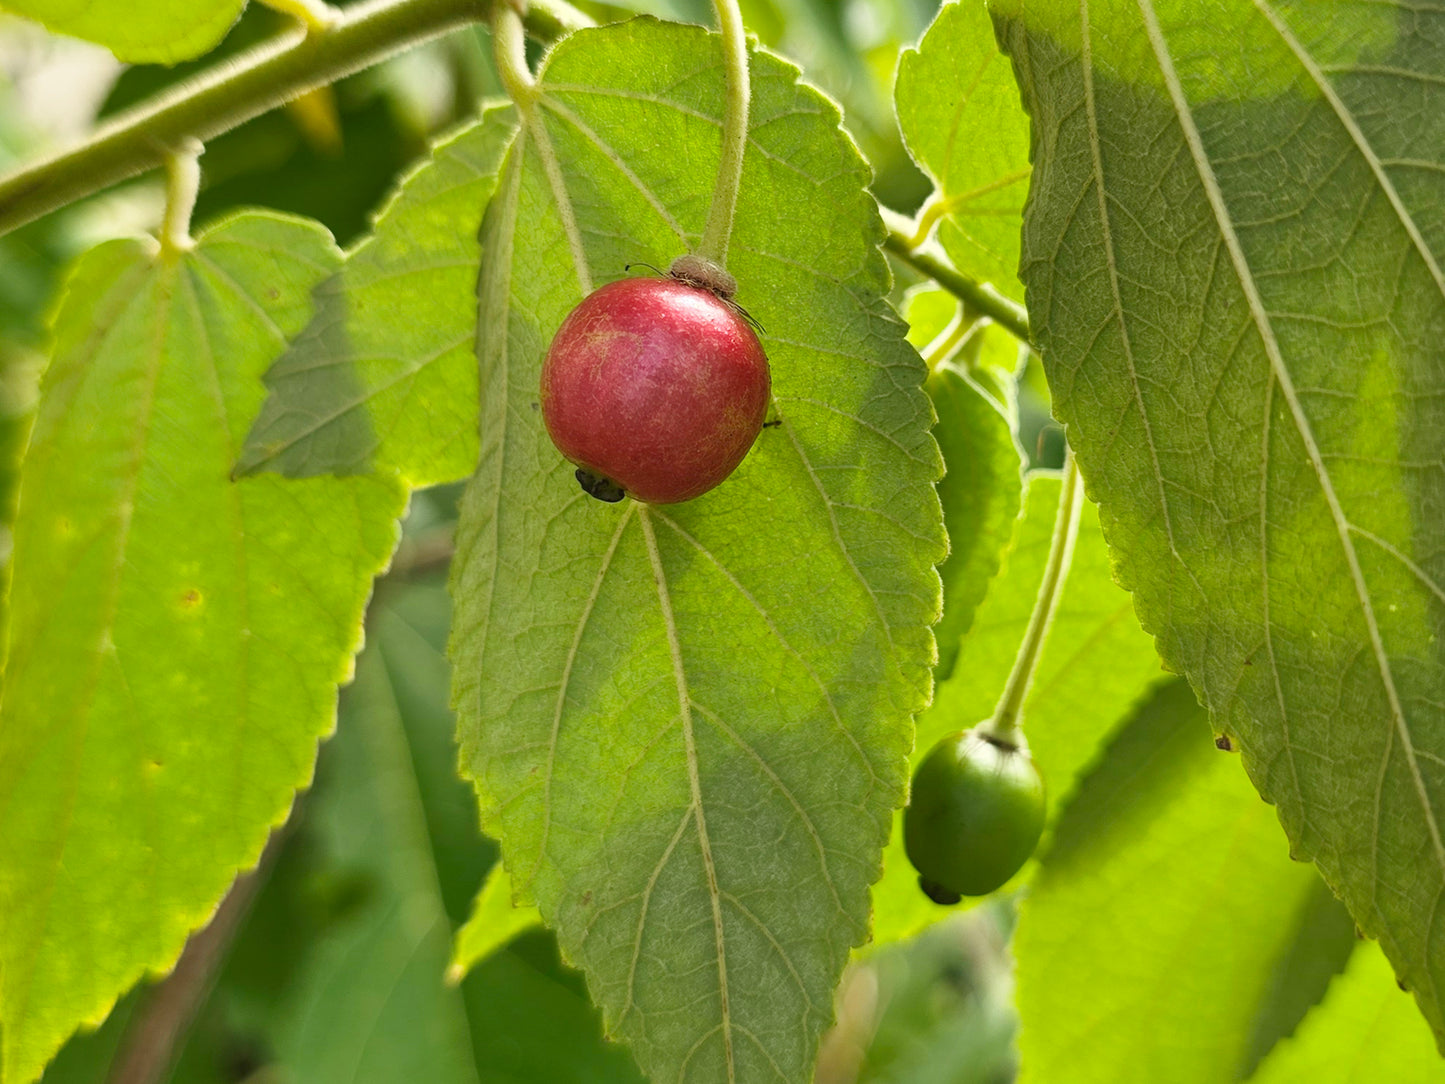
[540,275,771,504]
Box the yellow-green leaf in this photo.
[0,214,405,1082]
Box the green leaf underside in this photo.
[896,0,1032,302]
[995,0,1445,1041]
[0,215,405,1083]
[1240,877,1359,1076]
[451,862,543,980]
[0,0,242,63]
[1016,679,1325,1083]
[236,106,518,488]
[928,360,1024,679]
[263,594,482,1082]
[448,18,944,1084]
[868,472,1166,946]
[1249,939,1441,1083]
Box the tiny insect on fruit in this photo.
[904,727,1047,904]
[539,256,771,505]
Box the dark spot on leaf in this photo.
[181,588,202,608]
[1214,734,1233,752]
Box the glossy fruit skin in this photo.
[540,276,770,504]
[904,728,1046,903]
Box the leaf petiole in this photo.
[694,0,750,269]
[919,302,973,372]
[159,138,204,257]
[491,3,538,105]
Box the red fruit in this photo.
[540,273,771,505]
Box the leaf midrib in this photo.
[637,505,735,1084]
[1129,0,1445,921]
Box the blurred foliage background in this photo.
[0,0,1032,1080]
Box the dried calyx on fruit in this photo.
[903,727,1047,904]
[539,256,771,505]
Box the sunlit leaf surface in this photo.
[2,0,242,63]
[896,0,1032,300]
[238,107,517,487]
[1016,679,1324,1083]
[0,215,405,1083]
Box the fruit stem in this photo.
[159,139,204,258]
[694,0,751,269]
[979,448,1083,748]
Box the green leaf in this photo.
[869,472,1165,946]
[1015,678,1324,1083]
[994,0,1445,1041]
[448,18,944,1084]
[0,0,243,63]
[895,0,1032,301]
[257,593,482,1082]
[237,106,518,487]
[1248,941,1442,1083]
[0,214,406,1083]
[1241,878,1358,1078]
[450,863,542,982]
[30,579,642,1084]
[928,360,1023,679]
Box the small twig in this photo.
[880,209,1032,347]
[0,0,585,238]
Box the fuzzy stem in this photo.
[694,0,750,268]
[979,448,1083,748]
[0,0,583,239]
[158,140,203,257]
[907,193,949,250]
[919,303,972,372]
[492,3,538,104]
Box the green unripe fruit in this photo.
[903,727,1046,904]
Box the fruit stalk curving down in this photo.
[539,256,771,505]
[903,727,1046,904]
